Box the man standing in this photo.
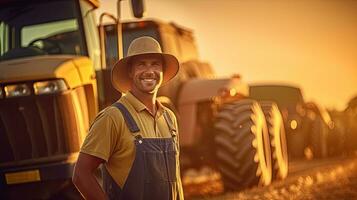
[73,36,184,200]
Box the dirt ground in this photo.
[183,155,357,200]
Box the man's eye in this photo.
[137,63,146,68]
[152,62,162,67]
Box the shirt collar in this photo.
[123,92,165,117]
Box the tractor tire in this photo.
[214,99,272,191]
[259,101,288,180]
[310,116,328,158]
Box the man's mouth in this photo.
[140,77,157,83]
[138,72,160,86]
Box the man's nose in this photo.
[142,69,156,76]
[144,65,157,72]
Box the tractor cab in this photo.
[0,0,100,65]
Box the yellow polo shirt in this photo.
[80,92,183,197]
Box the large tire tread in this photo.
[214,99,272,190]
[259,101,289,180]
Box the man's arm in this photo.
[72,153,106,200]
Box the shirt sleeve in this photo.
[80,110,119,162]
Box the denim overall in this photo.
[102,102,181,200]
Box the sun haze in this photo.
[97,0,357,110]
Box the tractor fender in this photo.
[177,77,249,146]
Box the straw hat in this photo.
[111,36,179,93]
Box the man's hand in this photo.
[72,153,107,200]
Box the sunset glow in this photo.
[97,0,357,110]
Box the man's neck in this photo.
[130,90,157,116]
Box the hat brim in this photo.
[111,53,179,93]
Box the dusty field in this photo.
[183,155,357,200]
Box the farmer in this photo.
[73,36,184,200]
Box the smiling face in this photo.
[129,54,164,95]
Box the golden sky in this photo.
[97,0,357,110]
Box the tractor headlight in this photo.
[290,119,298,130]
[5,84,31,98]
[34,80,68,95]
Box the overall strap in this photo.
[112,102,140,133]
[163,110,177,137]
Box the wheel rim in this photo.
[276,109,289,178]
[253,102,272,186]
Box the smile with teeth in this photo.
[140,77,157,84]
[141,77,156,85]
[142,78,155,81]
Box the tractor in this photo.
[250,84,334,159]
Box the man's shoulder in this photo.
[94,102,126,123]
[102,106,122,118]
[160,105,177,122]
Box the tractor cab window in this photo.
[103,24,160,68]
[0,22,9,56]
[21,19,81,55]
[0,0,86,61]
[123,27,160,58]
